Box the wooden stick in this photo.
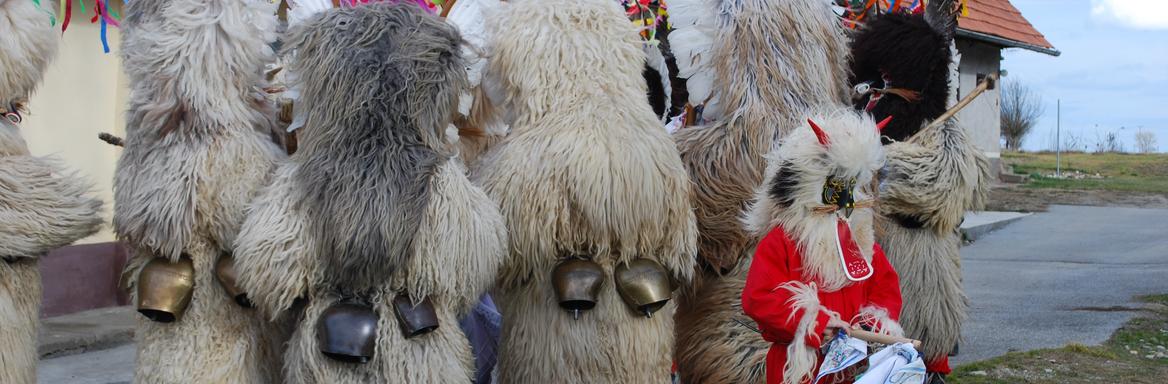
[920,72,999,134]
[848,328,923,351]
[98,132,124,147]
[440,0,458,17]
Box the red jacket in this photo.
[742,226,903,384]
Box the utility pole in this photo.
[1056,99,1061,178]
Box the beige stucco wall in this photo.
[955,39,1003,170]
[23,22,126,244]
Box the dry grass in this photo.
[1004,151,1168,193]
[949,295,1168,384]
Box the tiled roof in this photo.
[958,0,1057,54]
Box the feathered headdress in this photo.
[848,0,961,142]
[745,108,888,291]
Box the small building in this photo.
[954,0,1059,172]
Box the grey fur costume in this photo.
[665,0,853,382]
[0,1,103,383]
[476,0,698,382]
[114,1,287,382]
[877,120,991,361]
[232,4,507,383]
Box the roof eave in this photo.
[957,28,1061,57]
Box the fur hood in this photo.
[283,3,467,293]
[850,11,956,142]
[114,0,284,259]
[745,107,885,291]
[0,0,57,103]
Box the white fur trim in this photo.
[779,281,840,384]
[852,305,904,338]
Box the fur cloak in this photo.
[849,12,954,143]
[475,0,698,382]
[1,2,103,383]
[114,1,287,382]
[669,0,852,272]
[665,1,853,382]
[876,119,991,362]
[848,1,992,365]
[232,4,507,382]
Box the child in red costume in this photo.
[741,109,905,384]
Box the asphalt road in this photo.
[38,344,134,384]
[956,204,1168,364]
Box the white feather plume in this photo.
[286,0,335,27]
[447,0,501,88]
[667,0,721,120]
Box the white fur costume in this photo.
[232,4,507,383]
[665,0,854,382]
[877,119,991,362]
[476,0,698,382]
[114,1,287,382]
[1,2,103,383]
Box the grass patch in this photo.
[1003,152,1168,193]
[949,294,1168,384]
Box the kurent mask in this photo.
[822,175,859,218]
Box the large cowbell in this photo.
[317,301,379,364]
[214,252,252,308]
[137,255,196,323]
[613,258,673,318]
[552,258,605,319]
[392,294,440,338]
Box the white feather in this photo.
[447,0,501,88]
[666,0,721,120]
[286,0,334,27]
[644,45,672,120]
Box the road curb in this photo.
[39,306,135,359]
[961,211,1032,242]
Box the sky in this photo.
[1003,0,1168,152]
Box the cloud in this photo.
[1091,0,1168,29]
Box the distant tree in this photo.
[1000,79,1044,151]
[1063,131,1085,152]
[1135,131,1158,153]
[1093,130,1125,153]
[1048,129,1086,152]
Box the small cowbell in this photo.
[137,255,196,323]
[214,253,252,308]
[613,258,673,318]
[392,294,439,338]
[317,301,378,364]
[551,258,605,320]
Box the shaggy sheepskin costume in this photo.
[114,1,287,382]
[668,0,852,272]
[665,1,853,382]
[1,3,103,383]
[875,120,990,374]
[741,108,903,384]
[475,0,698,382]
[232,3,507,382]
[849,1,992,374]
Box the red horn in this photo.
[808,119,829,146]
[876,116,893,132]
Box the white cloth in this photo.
[855,343,927,384]
[815,334,869,383]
